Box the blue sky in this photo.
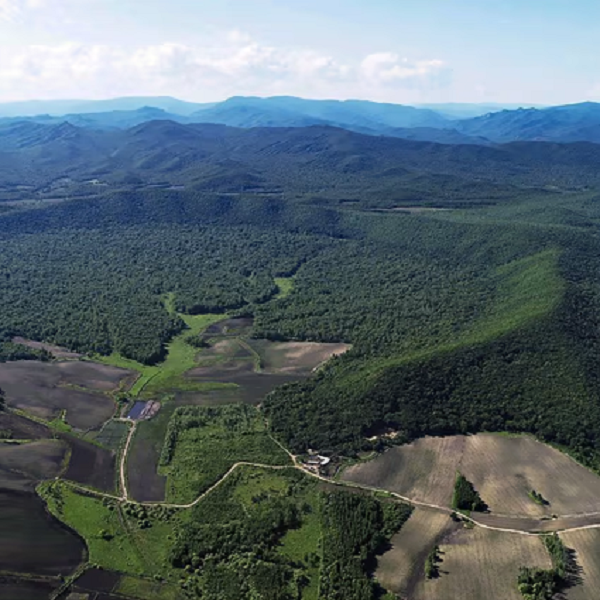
[1,0,599,104]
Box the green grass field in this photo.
[98,308,229,397]
[278,488,322,600]
[117,576,181,600]
[39,481,147,575]
[39,480,184,581]
[274,276,295,299]
[92,419,130,450]
[159,404,292,503]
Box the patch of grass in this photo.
[97,353,159,397]
[159,404,292,504]
[117,575,181,600]
[274,277,294,299]
[39,481,146,575]
[278,488,321,600]
[97,310,228,397]
[39,480,185,581]
[92,420,130,451]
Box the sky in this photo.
[1,0,599,105]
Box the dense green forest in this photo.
[166,467,409,600]
[2,123,600,473]
[319,492,412,600]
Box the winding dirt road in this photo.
[60,427,600,538]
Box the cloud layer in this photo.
[0,0,46,21]
[0,33,450,102]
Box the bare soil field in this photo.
[342,434,600,518]
[0,440,67,492]
[0,412,51,439]
[412,527,552,600]
[73,568,121,595]
[61,434,116,493]
[562,529,600,599]
[342,436,466,507]
[187,358,256,380]
[0,361,117,430]
[247,339,351,374]
[458,435,600,518]
[126,403,179,502]
[0,578,59,600]
[203,317,253,337]
[55,360,134,392]
[185,358,304,405]
[12,336,82,359]
[0,490,85,576]
[200,338,252,360]
[376,508,457,598]
[127,431,167,502]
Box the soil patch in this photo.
[247,340,351,374]
[12,336,82,359]
[410,527,551,600]
[203,317,253,337]
[74,568,121,594]
[342,436,465,507]
[187,359,256,380]
[56,361,134,392]
[61,434,116,493]
[342,434,600,519]
[0,411,51,440]
[0,578,59,600]
[181,372,304,405]
[561,529,600,600]
[0,440,67,492]
[376,508,458,598]
[0,361,116,430]
[0,490,85,576]
[458,434,600,518]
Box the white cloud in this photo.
[0,33,450,102]
[360,53,446,85]
[588,83,600,100]
[0,0,47,21]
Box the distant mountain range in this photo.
[1,119,600,200]
[0,95,599,145]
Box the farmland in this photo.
[0,489,85,576]
[341,434,600,518]
[375,508,458,598]
[61,434,117,493]
[409,527,553,600]
[0,439,67,492]
[39,480,183,578]
[0,361,123,430]
[561,529,600,599]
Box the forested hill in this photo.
[2,121,600,204]
[3,122,600,472]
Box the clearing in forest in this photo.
[245,339,351,374]
[342,434,600,518]
[158,404,292,503]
